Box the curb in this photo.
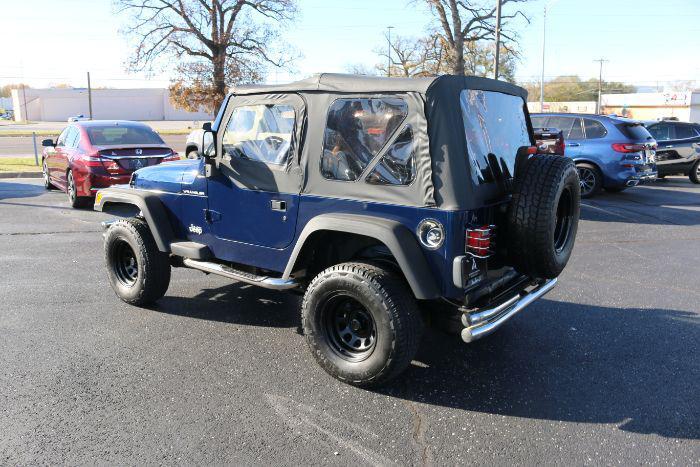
[0,172,43,179]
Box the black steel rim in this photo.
[577,167,596,196]
[112,239,139,287]
[322,294,377,362]
[554,187,574,253]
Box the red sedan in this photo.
[42,121,180,207]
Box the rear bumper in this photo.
[459,278,557,343]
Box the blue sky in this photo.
[1,0,699,89]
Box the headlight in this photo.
[417,219,445,250]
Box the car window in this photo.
[222,104,296,166]
[674,124,698,139]
[546,117,575,136]
[56,128,69,147]
[86,126,164,145]
[583,119,608,139]
[569,118,584,139]
[531,116,548,128]
[66,127,80,148]
[321,97,407,181]
[366,125,415,186]
[647,123,671,141]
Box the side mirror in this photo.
[201,122,216,160]
[41,139,55,147]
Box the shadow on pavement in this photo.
[379,299,699,440]
[153,282,301,329]
[0,181,47,200]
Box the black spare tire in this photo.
[507,154,580,279]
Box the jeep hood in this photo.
[131,159,200,192]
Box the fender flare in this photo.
[94,187,174,252]
[283,214,440,300]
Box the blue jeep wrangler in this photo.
[95,74,580,386]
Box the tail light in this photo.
[82,152,107,168]
[611,143,645,153]
[554,132,565,156]
[466,225,494,258]
[162,151,180,162]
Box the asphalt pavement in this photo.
[0,179,698,464]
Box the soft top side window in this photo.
[366,125,415,186]
[321,97,408,181]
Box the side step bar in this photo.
[182,258,299,290]
[460,278,558,343]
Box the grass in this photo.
[0,157,42,172]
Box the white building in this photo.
[601,92,700,123]
[11,88,212,122]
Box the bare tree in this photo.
[424,0,529,76]
[116,0,296,111]
[375,35,436,77]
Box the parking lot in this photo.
[0,178,698,464]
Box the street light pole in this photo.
[540,5,547,111]
[493,0,503,80]
[387,26,394,77]
[87,71,93,120]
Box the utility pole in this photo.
[21,85,28,122]
[87,71,93,120]
[540,1,558,112]
[387,26,394,77]
[493,0,502,80]
[594,58,608,114]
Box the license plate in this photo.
[129,158,146,169]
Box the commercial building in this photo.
[11,88,212,122]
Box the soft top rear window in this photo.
[460,90,530,186]
[615,122,653,142]
[86,126,164,146]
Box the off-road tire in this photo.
[66,170,91,208]
[301,261,423,387]
[576,163,602,198]
[104,218,171,306]
[507,154,580,279]
[42,160,56,190]
[689,160,700,184]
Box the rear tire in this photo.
[301,261,423,387]
[104,218,171,306]
[507,154,581,279]
[690,160,700,184]
[42,160,56,190]
[576,163,602,198]
[66,170,91,208]
[186,150,199,159]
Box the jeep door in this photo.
[207,94,304,250]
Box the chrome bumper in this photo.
[460,278,557,343]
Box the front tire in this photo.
[690,160,700,184]
[301,261,423,387]
[104,218,171,306]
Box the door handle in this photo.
[270,200,287,212]
[566,142,580,147]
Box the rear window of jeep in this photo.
[321,97,407,181]
[460,90,530,185]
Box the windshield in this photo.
[460,90,531,186]
[86,126,164,146]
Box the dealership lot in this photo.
[0,179,698,464]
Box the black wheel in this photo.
[576,163,602,198]
[604,186,627,193]
[301,261,423,387]
[507,154,581,279]
[690,160,700,184]
[66,170,91,208]
[186,150,199,159]
[42,160,56,190]
[104,218,171,306]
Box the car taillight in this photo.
[466,225,494,258]
[83,152,106,167]
[612,143,645,153]
[162,152,180,162]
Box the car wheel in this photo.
[66,170,91,208]
[104,218,171,306]
[576,163,602,198]
[301,261,423,387]
[604,186,627,193]
[42,160,56,190]
[186,150,199,159]
[689,160,700,184]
